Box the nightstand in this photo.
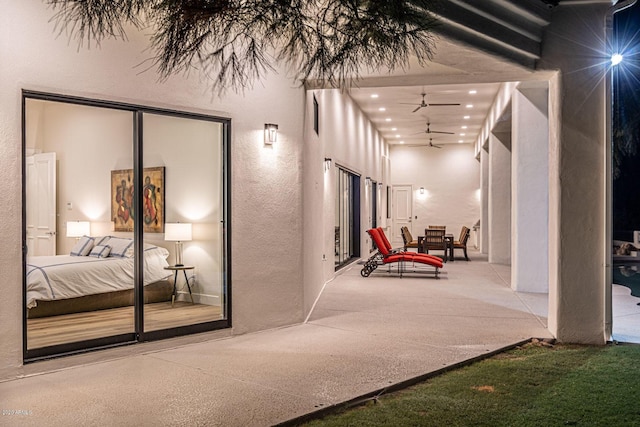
[164,265,195,306]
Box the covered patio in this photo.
[2,252,553,425]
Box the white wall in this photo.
[26,100,132,254]
[302,89,389,315]
[389,143,480,241]
[538,3,610,344]
[1,0,304,380]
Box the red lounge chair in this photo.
[361,228,443,278]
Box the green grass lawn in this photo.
[302,341,640,427]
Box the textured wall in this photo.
[539,4,610,344]
[1,1,304,380]
[390,143,480,242]
[302,89,389,316]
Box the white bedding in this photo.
[26,246,171,309]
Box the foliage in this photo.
[46,0,441,93]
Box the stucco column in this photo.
[539,4,609,344]
[480,145,489,254]
[511,85,549,293]
[488,131,511,264]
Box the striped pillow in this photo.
[89,245,111,258]
[70,236,94,256]
[105,237,134,257]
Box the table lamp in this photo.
[66,221,90,240]
[165,222,192,266]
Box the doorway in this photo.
[392,185,413,245]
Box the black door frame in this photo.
[22,90,232,362]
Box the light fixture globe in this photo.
[611,53,623,66]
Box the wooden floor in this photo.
[27,302,223,350]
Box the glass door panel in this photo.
[335,167,361,270]
[142,113,226,332]
[25,98,136,354]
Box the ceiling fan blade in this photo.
[410,131,426,135]
[398,102,419,105]
[428,103,461,106]
[433,145,443,149]
[412,106,422,113]
[430,130,455,134]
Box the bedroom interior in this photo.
[24,95,228,356]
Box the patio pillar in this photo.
[539,3,609,344]
[488,131,511,265]
[511,84,549,293]
[480,145,489,254]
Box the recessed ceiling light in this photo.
[396,134,401,138]
[466,104,473,108]
[461,125,467,129]
[385,118,392,122]
[458,140,464,143]
[460,133,466,136]
[391,127,397,131]
[378,107,386,112]
[463,115,470,119]
[400,140,405,144]
[371,94,379,98]
[468,90,477,94]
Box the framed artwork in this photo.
[111,167,165,233]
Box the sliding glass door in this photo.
[142,113,226,334]
[23,92,230,361]
[334,166,360,269]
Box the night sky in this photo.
[612,1,640,242]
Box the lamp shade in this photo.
[67,221,90,238]
[165,223,192,241]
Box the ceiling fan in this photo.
[412,122,454,135]
[401,92,460,113]
[427,138,443,149]
[405,138,443,149]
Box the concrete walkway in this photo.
[1,253,553,426]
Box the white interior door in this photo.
[392,185,413,244]
[26,152,57,256]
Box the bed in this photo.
[26,236,173,318]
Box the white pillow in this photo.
[106,237,135,257]
[94,236,111,246]
[89,245,111,258]
[125,242,160,258]
[70,236,95,256]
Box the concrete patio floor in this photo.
[4,251,636,426]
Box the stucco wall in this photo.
[389,143,480,242]
[302,89,389,316]
[0,1,304,380]
[538,3,610,344]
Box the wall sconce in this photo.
[264,123,278,144]
[365,177,371,186]
[324,158,332,172]
[165,222,193,266]
[420,187,425,195]
[66,221,90,240]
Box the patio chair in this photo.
[423,228,448,261]
[400,226,420,252]
[428,225,446,232]
[453,226,471,261]
[361,228,443,278]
